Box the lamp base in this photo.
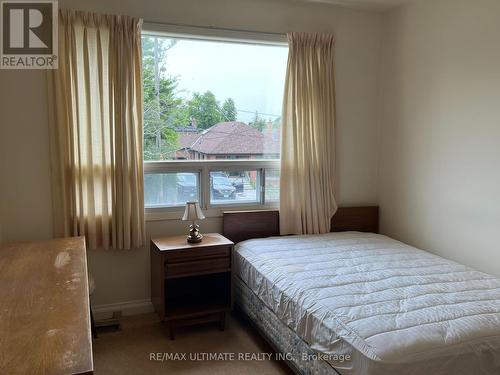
[187,223,203,243]
[187,236,203,243]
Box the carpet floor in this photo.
[92,313,293,374]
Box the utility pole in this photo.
[154,38,161,151]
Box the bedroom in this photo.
[0,0,499,374]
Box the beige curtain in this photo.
[279,32,338,235]
[48,9,145,249]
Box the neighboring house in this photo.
[175,121,280,160]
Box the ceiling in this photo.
[298,0,413,12]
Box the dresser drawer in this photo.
[165,257,230,278]
[165,246,230,263]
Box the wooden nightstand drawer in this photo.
[165,257,230,278]
[166,246,230,263]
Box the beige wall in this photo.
[0,70,53,244]
[0,0,382,307]
[378,0,500,276]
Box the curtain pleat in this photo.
[49,9,145,250]
[279,32,338,235]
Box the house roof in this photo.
[179,132,200,149]
[178,121,280,155]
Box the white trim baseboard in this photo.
[91,299,154,320]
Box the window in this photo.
[142,28,287,214]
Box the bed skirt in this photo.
[234,276,341,375]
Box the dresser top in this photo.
[151,233,234,251]
[0,236,93,375]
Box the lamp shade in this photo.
[182,202,205,221]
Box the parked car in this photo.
[176,173,238,202]
[211,172,244,193]
[211,172,227,178]
[230,177,244,193]
[176,173,198,202]
[211,176,236,200]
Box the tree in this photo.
[250,111,267,131]
[187,91,224,129]
[221,98,237,121]
[142,36,187,160]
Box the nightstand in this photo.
[150,233,234,339]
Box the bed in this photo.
[223,208,500,375]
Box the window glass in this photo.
[142,34,287,162]
[209,170,261,205]
[144,172,199,208]
[265,169,280,202]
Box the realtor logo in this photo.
[1,1,58,69]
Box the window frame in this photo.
[142,22,288,46]
[144,159,280,221]
[141,24,286,221]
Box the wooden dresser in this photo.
[0,237,94,375]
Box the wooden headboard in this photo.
[223,206,379,243]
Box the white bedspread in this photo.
[234,232,500,375]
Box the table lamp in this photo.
[182,201,205,243]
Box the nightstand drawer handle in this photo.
[166,247,230,263]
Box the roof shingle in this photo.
[177,121,279,155]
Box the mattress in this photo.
[234,232,500,375]
[235,276,341,375]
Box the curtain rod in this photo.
[142,21,288,45]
